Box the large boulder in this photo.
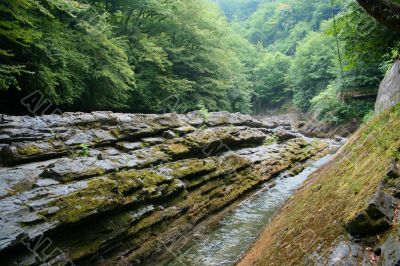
[376,59,400,113]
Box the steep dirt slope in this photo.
[239,104,400,265]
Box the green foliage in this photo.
[0,64,30,91]
[331,2,400,67]
[90,0,257,114]
[253,52,291,109]
[211,0,261,22]
[0,0,135,109]
[310,84,345,124]
[308,2,400,124]
[242,0,342,54]
[68,143,90,158]
[213,0,348,115]
[1,0,398,123]
[362,110,375,124]
[264,134,279,146]
[213,0,397,123]
[310,83,375,124]
[326,2,400,91]
[287,32,336,110]
[78,144,90,157]
[1,0,255,114]
[197,102,210,121]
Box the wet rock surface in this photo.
[0,111,334,265]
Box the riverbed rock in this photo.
[326,241,364,266]
[0,111,335,265]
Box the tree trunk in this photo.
[356,0,400,32]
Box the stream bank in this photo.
[146,154,335,266]
[0,111,342,265]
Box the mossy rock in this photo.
[51,177,120,223]
[162,142,191,156]
[18,145,43,156]
[345,211,391,237]
[157,158,217,179]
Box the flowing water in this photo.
[151,154,334,266]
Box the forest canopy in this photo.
[1,0,400,121]
[0,0,255,113]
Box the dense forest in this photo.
[1,0,400,122]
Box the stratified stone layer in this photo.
[0,111,333,265]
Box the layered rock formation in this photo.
[0,111,335,265]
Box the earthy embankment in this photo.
[0,111,335,265]
[239,104,400,265]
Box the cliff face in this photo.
[376,59,400,113]
[0,111,333,265]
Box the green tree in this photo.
[254,52,291,110]
[113,0,255,113]
[0,0,135,110]
[286,31,336,110]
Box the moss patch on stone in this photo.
[51,177,119,223]
[158,159,217,179]
[18,145,43,156]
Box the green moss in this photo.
[55,210,135,261]
[110,128,122,138]
[389,147,400,161]
[140,142,150,148]
[311,183,322,192]
[92,137,104,144]
[83,138,333,264]
[172,126,196,136]
[79,143,90,157]
[350,181,362,195]
[18,145,43,156]
[311,139,324,148]
[50,177,119,223]
[11,181,33,194]
[128,207,182,236]
[264,134,279,145]
[141,170,167,186]
[164,142,190,156]
[110,169,168,196]
[160,159,217,179]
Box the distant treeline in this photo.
[1,0,400,121]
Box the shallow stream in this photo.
[149,154,334,266]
